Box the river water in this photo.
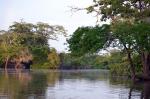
[0,69,149,99]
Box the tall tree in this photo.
[0,21,66,69]
[70,0,150,80]
[86,0,150,80]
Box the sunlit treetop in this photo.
[9,21,67,40]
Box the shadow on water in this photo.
[0,69,149,99]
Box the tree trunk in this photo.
[122,43,136,81]
[143,82,150,99]
[141,52,150,79]
[127,50,136,80]
[5,56,9,70]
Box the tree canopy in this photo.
[67,24,110,56]
[0,21,66,69]
[68,0,150,80]
[85,0,150,21]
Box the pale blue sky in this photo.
[0,0,98,52]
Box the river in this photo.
[0,69,149,99]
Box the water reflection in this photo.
[0,70,59,99]
[0,69,149,99]
[128,82,150,99]
[0,70,32,99]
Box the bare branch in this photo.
[69,6,85,13]
[69,6,102,24]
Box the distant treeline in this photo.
[59,50,141,75]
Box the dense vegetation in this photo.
[0,21,131,72]
[59,52,108,69]
[0,21,66,69]
[68,0,150,80]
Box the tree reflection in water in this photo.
[109,75,150,99]
[0,70,59,99]
[0,69,32,99]
[0,70,150,99]
[128,82,150,99]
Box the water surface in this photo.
[0,69,149,99]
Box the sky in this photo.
[0,0,98,52]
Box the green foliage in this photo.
[59,53,83,68]
[31,47,60,69]
[111,19,134,45]
[60,50,133,74]
[132,22,150,51]
[0,32,30,63]
[93,55,109,69]
[66,0,150,78]
[132,54,142,74]
[47,48,60,69]
[67,25,110,56]
[60,53,110,69]
[86,0,150,21]
[0,21,65,69]
[30,46,49,68]
[111,19,150,52]
[108,51,130,75]
[9,21,66,46]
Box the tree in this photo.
[47,48,60,69]
[67,24,110,56]
[108,50,130,75]
[9,21,66,46]
[70,0,150,80]
[110,19,136,79]
[111,19,150,79]
[0,21,66,69]
[0,32,26,69]
[85,0,150,21]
